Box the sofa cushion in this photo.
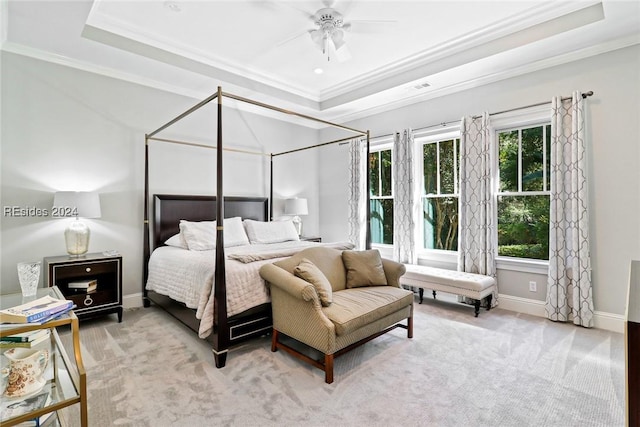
[342,249,388,288]
[294,258,333,307]
[323,287,413,336]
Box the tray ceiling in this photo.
[3,1,639,125]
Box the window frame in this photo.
[369,138,394,249]
[492,105,550,274]
[414,127,461,264]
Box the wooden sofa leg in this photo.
[271,328,278,352]
[408,316,413,339]
[324,354,334,384]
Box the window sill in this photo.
[496,257,548,275]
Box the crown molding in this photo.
[323,35,640,125]
[3,34,638,128]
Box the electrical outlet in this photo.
[529,281,537,292]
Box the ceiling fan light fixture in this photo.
[331,29,345,50]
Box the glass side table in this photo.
[0,286,87,426]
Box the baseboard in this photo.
[498,294,624,333]
[123,293,144,309]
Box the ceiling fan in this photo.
[309,7,351,62]
[272,1,396,63]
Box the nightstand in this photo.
[44,253,123,322]
[300,236,322,242]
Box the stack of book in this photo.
[68,279,97,293]
[0,295,74,324]
[0,328,51,349]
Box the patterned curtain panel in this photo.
[393,129,418,264]
[545,92,594,327]
[347,137,367,250]
[457,113,498,305]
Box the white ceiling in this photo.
[3,1,640,126]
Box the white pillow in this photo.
[244,219,300,244]
[179,217,250,250]
[179,220,216,250]
[223,216,251,247]
[164,233,188,249]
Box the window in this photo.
[420,137,459,251]
[369,147,393,245]
[497,124,551,260]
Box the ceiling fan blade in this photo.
[345,20,398,33]
[334,43,352,62]
[276,29,312,47]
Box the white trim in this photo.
[496,257,549,275]
[498,294,624,333]
[123,293,144,309]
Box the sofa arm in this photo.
[381,258,407,288]
[259,263,320,303]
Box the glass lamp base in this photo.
[65,219,90,256]
[292,215,303,236]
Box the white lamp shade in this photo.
[53,191,101,218]
[284,198,308,216]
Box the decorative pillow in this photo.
[342,249,388,288]
[179,220,216,250]
[164,233,188,249]
[179,217,250,250]
[294,258,332,307]
[243,219,300,244]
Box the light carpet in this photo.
[58,296,625,426]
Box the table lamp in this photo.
[53,191,101,256]
[284,198,308,236]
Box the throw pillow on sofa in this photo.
[342,249,387,288]
[294,258,333,307]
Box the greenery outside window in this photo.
[420,138,459,251]
[369,147,393,245]
[497,124,551,260]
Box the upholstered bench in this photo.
[400,264,496,317]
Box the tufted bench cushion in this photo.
[400,264,496,317]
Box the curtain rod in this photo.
[369,90,594,140]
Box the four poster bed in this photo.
[142,87,371,368]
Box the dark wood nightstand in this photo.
[300,236,322,242]
[44,252,123,322]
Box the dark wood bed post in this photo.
[213,86,229,368]
[269,153,274,221]
[143,135,151,307]
[365,131,372,250]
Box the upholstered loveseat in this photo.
[259,247,413,383]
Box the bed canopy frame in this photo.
[143,86,370,367]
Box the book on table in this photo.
[67,279,97,292]
[0,328,50,343]
[0,295,73,324]
[0,386,51,423]
[0,329,50,348]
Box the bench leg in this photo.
[474,300,480,317]
[486,294,493,311]
[419,288,424,304]
[432,290,437,299]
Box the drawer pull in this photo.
[84,295,94,306]
[85,267,91,273]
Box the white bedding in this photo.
[145,240,354,338]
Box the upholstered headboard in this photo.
[152,194,269,249]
